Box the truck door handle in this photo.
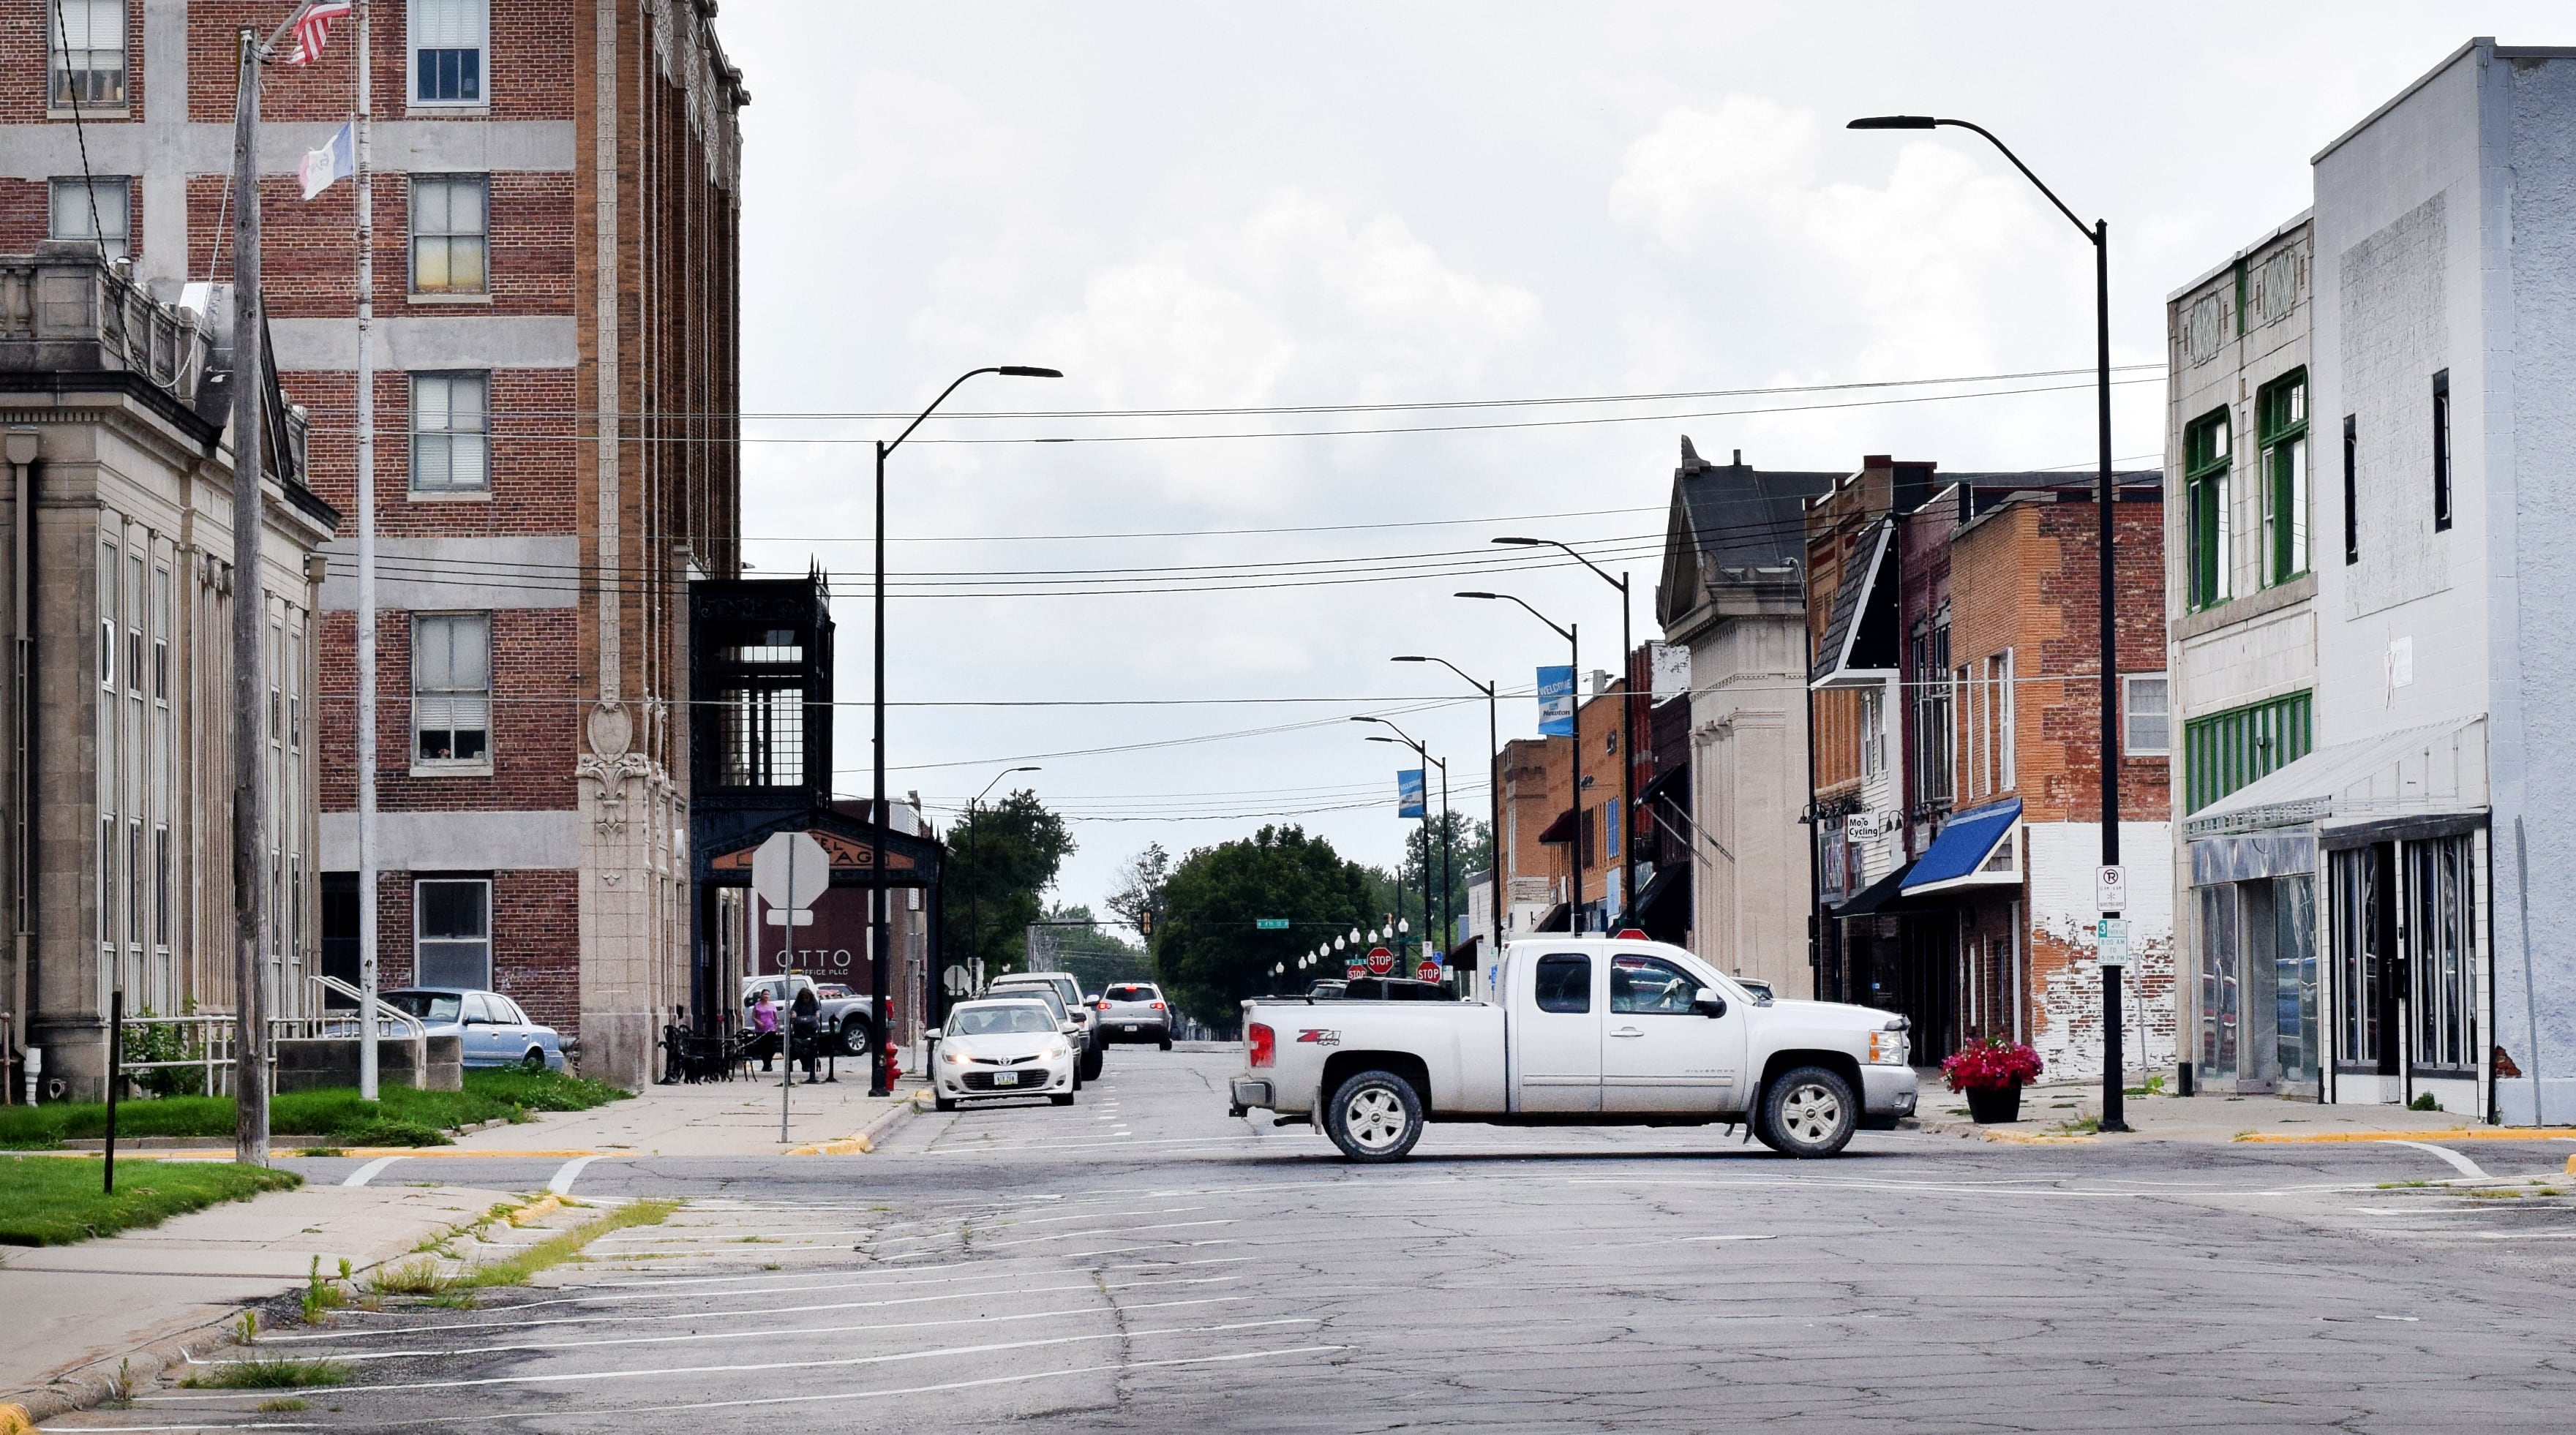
[1610,1026,1644,1039]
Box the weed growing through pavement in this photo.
[301,1255,350,1322]
[180,1358,352,1390]
[365,1257,457,1297]
[256,1398,309,1412]
[101,1358,135,1408]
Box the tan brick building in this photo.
[4,0,748,1086]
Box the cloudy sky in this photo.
[718,3,2560,916]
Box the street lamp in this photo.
[874,365,1062,1096]
[953,765,1040,1036]
[1360,723,1450,965]
[1492,538,1634,926]
[1394,655,1501,957]
[1847,113,2125,1131]
[1457,591,1584,932]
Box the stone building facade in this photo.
[1,248,337,1100]
[2,1,748,1086]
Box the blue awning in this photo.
[1901,799,2022,895]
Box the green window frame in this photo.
[2257,369,2308,586]
[2185,407,2231,609]
[2184,690,2313,813]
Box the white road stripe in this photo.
[977,1219,1233,1249]
[547,1154,602,1194]
[342,1155,408,1188]
[2386,1140,2488,1179]
[155,1318,1318,1398]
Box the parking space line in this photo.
[343,1155,408,1188]
[2386,1140,2488,1179]
[547,1154,603,1194]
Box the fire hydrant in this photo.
[882,1040,903,1084]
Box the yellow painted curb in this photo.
[508,1194,565,1226]
[2235,1129,2576,1144]
[1980,1129,2098,1145]
[787,1134,874,1156]
[2566,1153,2575,1175]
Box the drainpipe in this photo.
[7,427,39,1096]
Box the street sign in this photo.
[753,830,832,913]
[2095,865,2128,913]
[1255,918,1290,930]
[2096,917,2131,967]
[1364,946,1396,976]
[1416,960,1441,982]
[942,964,973,995]
[760,908,816,927]
[1345,963,1366,981]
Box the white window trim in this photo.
[405,0,490,112]
[408,369,492,494]
[410,611,494,777]
[2123,672,2172,758]
[413,875,493,990]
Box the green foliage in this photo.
[1105,843,1172,937]
[2409,1091,2442,1112]
[181,1357,352,1389]
[121,1002,210,1099]
[0,1156,300,1246]
[1153,824,1381,1031]
[948,790,1076,977]
[0,1068,626,1150]
[1394,814,1492,951]
[1034,903,1153,993]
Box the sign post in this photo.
[752,832,830,1141]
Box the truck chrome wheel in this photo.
[1325,1070,1424,1161]
[1758,1065,1857,1159]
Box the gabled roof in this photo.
[1656,437,1841,629]
[1809,519,1896,688]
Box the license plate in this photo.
[993,1070,1019,1086]
[1122,1023,1138,1032]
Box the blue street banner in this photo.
[1537,664,1575,737]
[1397,768,1427,818]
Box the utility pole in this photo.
[228,25,271,1165]
[354,0,379,1103]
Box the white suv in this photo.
[1094,982,1172,1049]
[987,971,1105,1082]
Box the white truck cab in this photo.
[1231,936,1916,1160]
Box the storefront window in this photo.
[2407,836,2475,1071]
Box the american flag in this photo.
[279,0,354,66]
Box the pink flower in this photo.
[1940,1036,2043,1092]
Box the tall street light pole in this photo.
[1848,113,2125,1131]
[1457,592,1581,932]
[1494,537,1633,926]
[951,764,1038,1037]
[873,366,1061,1096]
[1353,718,1436,966]
[1392,655,1500,958]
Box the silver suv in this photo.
[1094,981,1172,1049]
[988,971,1105,1081]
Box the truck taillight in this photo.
[1248,1022,1276,1068]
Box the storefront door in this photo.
[2198,875,2317,1093]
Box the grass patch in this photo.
[2046,1116,2103,1136]
[0,1156,299,1246]
[256,1398,310,1413]
[462,1199,680,1289]
[179,1358,351,1390]
[0,1069,628,1150]
[364,1257,457,1297]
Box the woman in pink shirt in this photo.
[751,989,781,1071]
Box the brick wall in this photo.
[374,865,582,1039]
[292,368,580,534]
[317,606,580,813]
[3,0,145,123]
[187,0,577,125]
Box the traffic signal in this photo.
[1138,909,1153,938]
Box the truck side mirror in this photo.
[1692,987,1729,1019]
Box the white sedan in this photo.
[931,999,1079,1111]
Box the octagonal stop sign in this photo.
[1364,946,1396,976]
[1345,963,1366,981]
[1416,960,1441,982]
[752,830,832,917]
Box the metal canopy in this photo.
[696,802,945,889]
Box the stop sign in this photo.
[1416,961,1441,982]
[1364,946,1395,976]
[1345,963,1365,981]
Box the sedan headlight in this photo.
[1046,1042,1071,1060]
[1867,1029,1909,1065]
[941,1049,969,1066]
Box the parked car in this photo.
[1094,982,1174,1049]
[961,982,1087,1090]
[930,998,1078,1111]
[742,974,875,1057]
[988,971,1105,1081]
[383,987,566,1071]
[1307,980,1348,1001]
[1230,936,1916,1161]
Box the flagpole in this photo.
[353,0,378,1102]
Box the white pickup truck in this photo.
[1229,936,1918,1160]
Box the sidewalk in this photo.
[440,1069,930,1158]
[1914,1080,2576,1145]
[0,1176,512,1424]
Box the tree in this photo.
[945,790,1074,979]
[1033,902,1153,993]
[1154,824,1378,1032]
[1398,814,1492,950]
[1105,842,1171,939]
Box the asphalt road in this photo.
[59,1046,2576,1433]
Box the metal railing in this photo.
[111,977,429,1097]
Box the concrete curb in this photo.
[784,1086,927,1156]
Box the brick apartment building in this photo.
[7,0,749,1086]
[1809,457,2173,1077]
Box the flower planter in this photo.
[1964,1082,2024,1123]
